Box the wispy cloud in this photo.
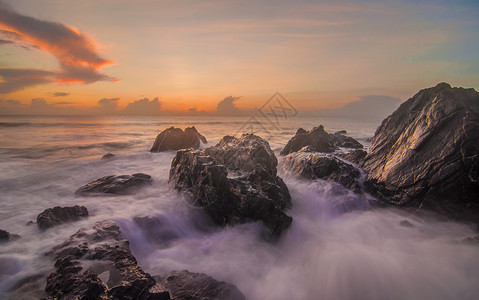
[53,92,69,97]
[0,68,55,94]
[0,3,116,93]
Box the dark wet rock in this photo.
[155,270,245,300]
[133,215,180,247]
[45,220,171,300]
[281,125,363,155]
[363,83,479,221]
[282,150,362,192]
[150,126,207,152]
[0,229,20,241]
[399,220,415,227]
[101,153,115,160]
[340,149,368,165]
[169,134,292,238]
[37,205,88,230]
[462,235,479,244]
[75,173,152,195]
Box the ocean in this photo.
[0,115,478,299]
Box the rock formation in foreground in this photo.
[282,148,362,193]
[37,205,88,230]
[44,220,245,300]
[75,173,152,195]
[45,220,170,299]
[363,82,479,221]
[155,270,245,300]
[169,134,292,238]
[281,126,363,155]
[150,126,207,152]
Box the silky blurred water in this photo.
[0,115,478,300]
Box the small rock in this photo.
[101,153,115,160]
[150,126,207,152]
[37,206,88,230]
[399,220,414,227]
[0,229,20,241]
[75,173,152,195]
[155,270,245,300]
[281,125,363,155]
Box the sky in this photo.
[0,0,478,115]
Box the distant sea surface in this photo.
[1,115,478,299]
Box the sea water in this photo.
[0,115,478,299]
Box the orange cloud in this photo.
[0,3,116,93]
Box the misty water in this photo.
[0,115,478,299]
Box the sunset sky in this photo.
[0,0,478,114]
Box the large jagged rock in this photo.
[45,220,171,300]
[281,126,363,155]
[169,134,292,238]
[75,173,152,195]
[150,126,207,152]
[282,149,362,193]
[363,83,479,221]
[37,205,88,230]
[155,270,245,300]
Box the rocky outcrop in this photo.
[155,270,245,300]
[150,126,207,152]
[340,149,367,166]
[281,125,363,155]
[0,229,20,241]
[363,83,479,221]
[45,220,171,300]
[75,173,152,195]
[169,134,292,238]
[282,149,362,192]
[37,206,88,230]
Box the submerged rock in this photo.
[101,153,115,160]
[155,270,245,300]
[37,205,88,230]
[150,126,207,152]
[169,134,292,238]
[282,150,362,192]
[0,229,20,241]
[363,83,479,221]
[45,220,171,300]
[281,125,363,155]
[75,173,152,195]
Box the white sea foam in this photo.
[0,115,478,299]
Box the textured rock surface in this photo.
[75,173,152,195]
[282,149,362,192]
[37,205,88,230]
[281,125,363,155]
[155,270,245,300]
[363,83,479,221]
[45,220,171,300]
[340,149,368,166]
[150,126,207,152]
[169,134,292,238]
